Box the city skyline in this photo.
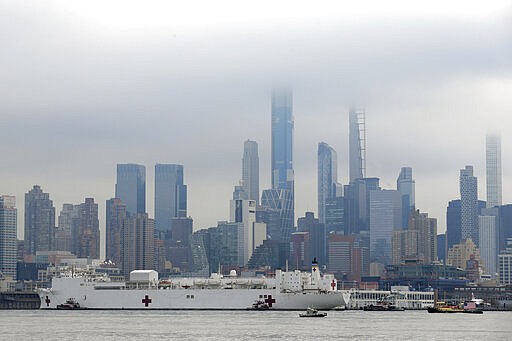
[1,1,512,249]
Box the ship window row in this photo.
[186,295,195,299]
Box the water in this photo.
[1,310,511,340]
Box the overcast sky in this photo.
[2,1,512,255]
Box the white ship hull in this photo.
[39,268,350,310]
[40,286,346,310]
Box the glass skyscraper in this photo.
[397,167,415,228]
[369,189,402,265]
[154,164,187,231]
[318,142,338,224]
[271,88,294,195]
[115,164,146,215]
[242,140,259,205]
[264,88,294,241]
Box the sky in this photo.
[1,1,512,255]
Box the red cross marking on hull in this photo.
[265,295,276,307]
[142,295,152,307]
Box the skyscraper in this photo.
[479,215,497,276]
[261,188,294,242]
[56,204,79,253]
[106,198,127,265]
[242,140,260,205]
[24,185,56,256]
[122,213,154,277]
[369,189,402,265]
[76,198,100,259]
[446,199,461,249]
[154,164,187,232]
[297,212,325,268]
[115,164,146,215]
[460,166,479,246]
[271,88,294,194]
[261,88,294,242]
[0,195,17,279]
[397,167,415,228]
[407,209,437,264]
[318,142,338,224]
[486,134,502,208]
[349,109,365,182]
[230,198,265,266]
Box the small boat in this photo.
[299,307,327,318]
[248,300,270,310]
[363,302,404,311]
[56,298,80,310]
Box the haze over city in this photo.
[1,0,512,250]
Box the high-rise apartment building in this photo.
[56,204,79,253]
[327,234,363,282]
[392,209,437,266]
[24,185,56,256]
[404,210,437,264]
[486,134,502,208]
[297,212,325,268]
[349,109,365,182]
[242,140,260,205]
[122,213,154,277]
[479,215,498,276]
[115,164,146,215]
[56,199,99,259]
[0,195,17,279]
[369,189,402,265]
[318,142,338,224]
[460,166,479,246]
[106,198,127,266]
[76,198,100,259]
[270,88,294,227]
[154,164,187,232]
[397,167,415,228]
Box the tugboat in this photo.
[427,301,483,314]
[363,302,404,311]
[56,298,81,310]
[363,294,405,311]
[248,300,270,310]
[299,307,327,318]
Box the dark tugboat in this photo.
[56,298,81,310]
[248,300,270,310]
